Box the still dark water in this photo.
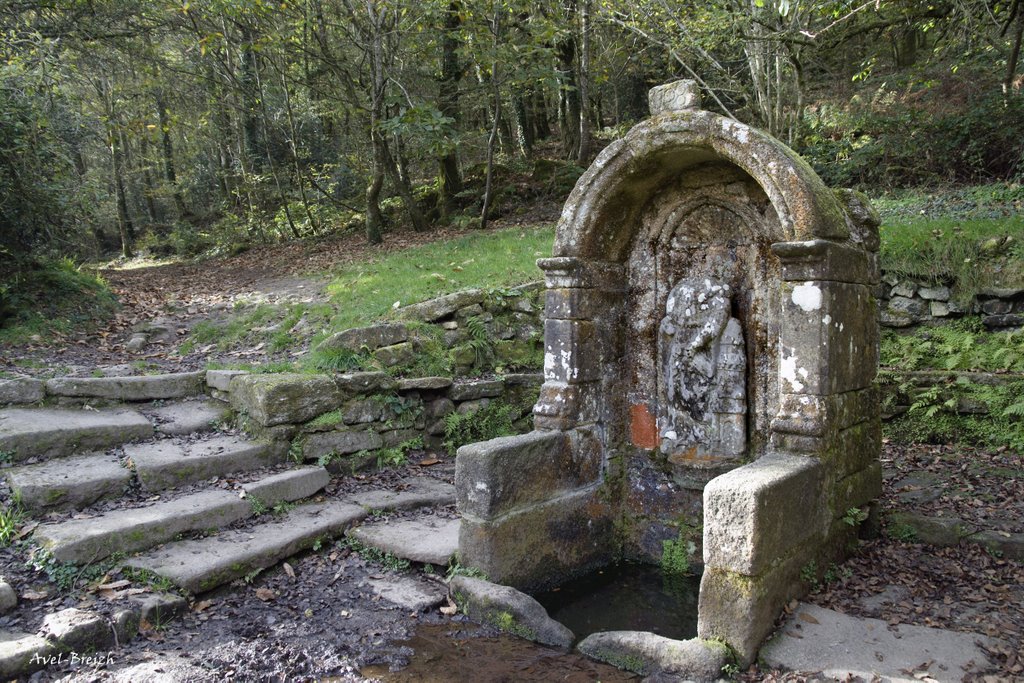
[360,564,698,681]
[534,563,701,642]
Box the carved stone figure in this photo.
[659,278,747,461]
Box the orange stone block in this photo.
[630,403,659,449]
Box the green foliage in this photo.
[248,495,268,516]
[445,561,488,582]
[661,531,694,576]
[442,401,521,454]
[842,507,869,527]
[0,503,25,546]
[304,346,372,373]
[25,546,127,593]
[307,410,344,429]
[801,72,1024,189]
[887,521,919,542]
[374,437,422,470]
[881,322,1024,373]
[345,537,410,572]
[881,321,1024,450]
[288,437,306,464]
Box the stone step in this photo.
[44,371,205,402]
[143,399,231,436]
[125,477,456,594]
[125,434,287,491]
[125,500,367,594]
[5,452,130,513]
[34,467,330,564]
[0,408,153,463]
[348,515,460,566]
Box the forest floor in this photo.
[2,210,1023,680]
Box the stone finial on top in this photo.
[648,79,702,115]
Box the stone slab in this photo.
[126,500,367,594]
[147,399,231,436]
[761,603,999,682]
[45,371,205,401]
[348,516,459,566]
[703,453,824,575]
[365,575,446,612]
[0,377,44,405]
[35,489,250,564]
[127,435,283,491]
[0,408,153,462]
[348,478,455,512]
[0,631,54,680]
[397,377,453,392]
[229,373,342,427]
[448,379,504,401]
[398,290,485,322]
[6,452,130,512]
[244,467,330,503]
[302,430,382,460]
[206,369,248,392]
[39,607,113,651]
[450,575,573,650]
[577,632,727,680]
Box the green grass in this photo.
[874,184,1024,301]
[0,258,118,345]
[322,225,553,333]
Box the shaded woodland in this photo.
[2,0,1022,269]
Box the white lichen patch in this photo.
[791,282,822,312]
[780,355,805,392]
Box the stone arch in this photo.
[552,112,850,263]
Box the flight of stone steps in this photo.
[0,370,459,676]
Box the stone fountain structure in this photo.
[455,80,882,667]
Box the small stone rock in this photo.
[129,592,188,626]
[39,608,113,651]
[983,314,1024,330]
[930,301,950,317]
[450,575,574,650]
[317,323,408,353]
[456,398,491,415]
[399,290,486,322]
[981,298,1012,315]
[207,369,248,391]
[397,377,453,392]
[0,376,44,405]
[887,296,927,318]
[917,285,950,301]
[374,341,415,368]
[577,632,727,681]
[112,609,140,644]
[0,580,17,614]
[126,333,149,352]
[441,321,459,330]
[449,379,503,401]
[890,281,917,298]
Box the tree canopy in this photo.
[2,0,1022,268]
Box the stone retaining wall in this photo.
[878,279,1023,330]
[215,369,542,471]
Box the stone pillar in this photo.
[534,257,625,431]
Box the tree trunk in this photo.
[1005,0,1023,99]
[111,129,134,258]
[480,8,502,231]
[364,0,387,244]
[155,89,188,218]
[240,25,263,172]
[437,0,463,216]
[556,2,580,159]
[577,0,592,163]
[139,134,159,226]
[513,92,534,157]
[384,137,428,232]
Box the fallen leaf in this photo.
[283,562,296,579]
[96,580,131,591]
[22,590,49,600]
[255,588,276,602]
[440,596,458,616]
[798,612,820,625]
[417,458,441,467]
[192,599,215,613]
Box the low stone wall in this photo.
[313,283,543,377]
[214,369,542,471]
[878,279,1023,330]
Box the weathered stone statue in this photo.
[658,279,746,462]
